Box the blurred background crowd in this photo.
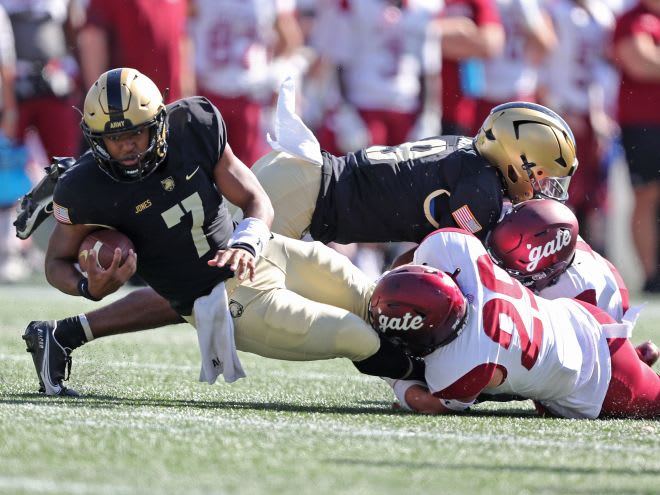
[0,0,658,294]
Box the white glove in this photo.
[330,104,370,153]
[407,110,441,141]
[269,47,316,93]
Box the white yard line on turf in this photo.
[0,477,135,495]
[4,403,655,455]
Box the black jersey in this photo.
[53,97,234,315]
[310,136,504,244]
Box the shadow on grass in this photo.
[0,392,539,418]
[0,393,536,418]
[0,392,402,416]
[1,393,657,421]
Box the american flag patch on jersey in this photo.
[452,205,482,234]
[53,202,72,224]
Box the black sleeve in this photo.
[52,161,114,226]
[167,96,227,175]
[192,96,226,168]
[444,172,503,241]
[208,99,227,160]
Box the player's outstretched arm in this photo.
[386,378,467,414]
[405,384,457,414]
[214,143,273,228]
[210,143,274,282]
[389,366,506,414]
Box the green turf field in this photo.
[1,285,658,495]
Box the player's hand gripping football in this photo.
[80,247,137,299]
[207,247,256,282]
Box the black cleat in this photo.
[22,320,79,396]
[13,157,75,240]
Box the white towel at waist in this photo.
[191,282,246,384]
[266,76,323,166]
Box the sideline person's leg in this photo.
[620,126,660,292]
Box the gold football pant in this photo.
[188,233,380,362]
[231,150,322,239]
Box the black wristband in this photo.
[229,242,257,258]
[77,277,101,301]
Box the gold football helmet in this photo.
[81,68,168,182]
[474,102,578,203]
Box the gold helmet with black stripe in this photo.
[82,68,168,182]
[474,102,578,203]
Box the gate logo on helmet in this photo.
[376,312,425,332]
[526,229,573,272]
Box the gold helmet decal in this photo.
[474,102,578,203]
[82,68,168,182]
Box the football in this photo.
[78,229,135,270]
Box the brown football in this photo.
[78,229,135,270]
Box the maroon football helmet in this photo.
[369,265,468,356]
[486,199,579,291]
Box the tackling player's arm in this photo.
[46,222,137,300]
[390,247,417,269]
[396,368,506,414]
[207,142,274,281]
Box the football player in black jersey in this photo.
[247,98,578,245]
[22,68,425,396]
[20,75,578,395]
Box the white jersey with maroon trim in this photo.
[539,236,629,322]
[413,228,612,419]
[312,0,443,112]
[189,0,295,97]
